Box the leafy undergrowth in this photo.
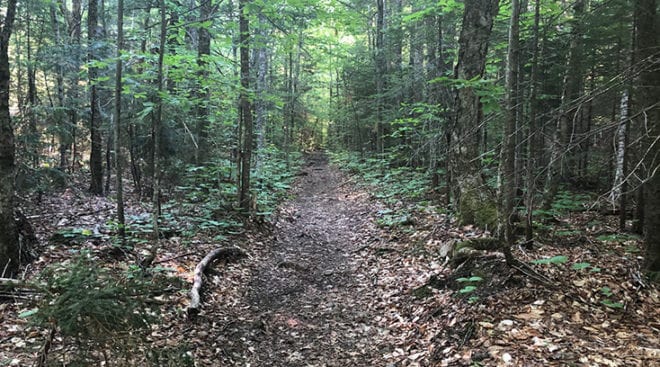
[0,150,302,366]
[332,152,659,366]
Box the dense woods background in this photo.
[1,0,657,276]
[0,0,659,364]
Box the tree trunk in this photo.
[114,0,126,242]
[195,0,214,164]
[0,0,19,277]
[375,0,385,156]
[153,0,167,238]
[49,4,69,171]
[636,0,660,273]
[26,13,39,168]
[449,0,500,228]
[238,0,253,212]
[610,91,629,206]
[499,0,520,260]
[89,0,104,195]
[525,0,541,241]
[254,12,269,173]
[68,0,82,173]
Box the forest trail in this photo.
[198,152,394,366]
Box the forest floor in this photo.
[182,151,660,366]
[1,151,659,366]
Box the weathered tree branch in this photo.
[187,247,247,316]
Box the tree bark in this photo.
[89,0,104,195]
[238,0,253,211]
[26,13,39,167]
[0,0,19,277]
[152,0,167,243]
[114,0,126,242]
[636,0,660,273]
[449,0,500,228]
[525,0,542,241]
[499,0,521,261]
[195,0,215,164]
[610,91,629,206]
[254,11,269,173]
[375,0,385,155]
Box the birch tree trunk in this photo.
[609,91,629,206]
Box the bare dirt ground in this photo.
[188,152,396,366]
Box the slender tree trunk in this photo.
[610,91,629,206]
[153,0,166,230]
[0,0,19,277]
[89,0,103,195]
[141,0,168,269]
[114,0,126,242]
[49,4,69,171]
[68,0,82,172]
[255,12,269,172]
[525,0,541,241]
[26,14,39,167]
[449,0,500,227]
[238,0,253,211]
[375,0,385,156]
[196,0,214,164]
[499,0,521,262]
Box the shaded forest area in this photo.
[0,0,659,366]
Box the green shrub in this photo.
[25,253,155,362]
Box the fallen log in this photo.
[187,247,247,316]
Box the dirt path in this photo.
[203,152,392,366]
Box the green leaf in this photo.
[459,285,477,294]
[571,262,591,270]
[600,286,613,297]
[601,299,623,309]
[19,308,39,318]
[532,255,568,265]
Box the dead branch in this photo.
[187,247,247,316]
[0,277,38,292]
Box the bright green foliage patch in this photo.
[571,262,591,270]
[531,255,568,265]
